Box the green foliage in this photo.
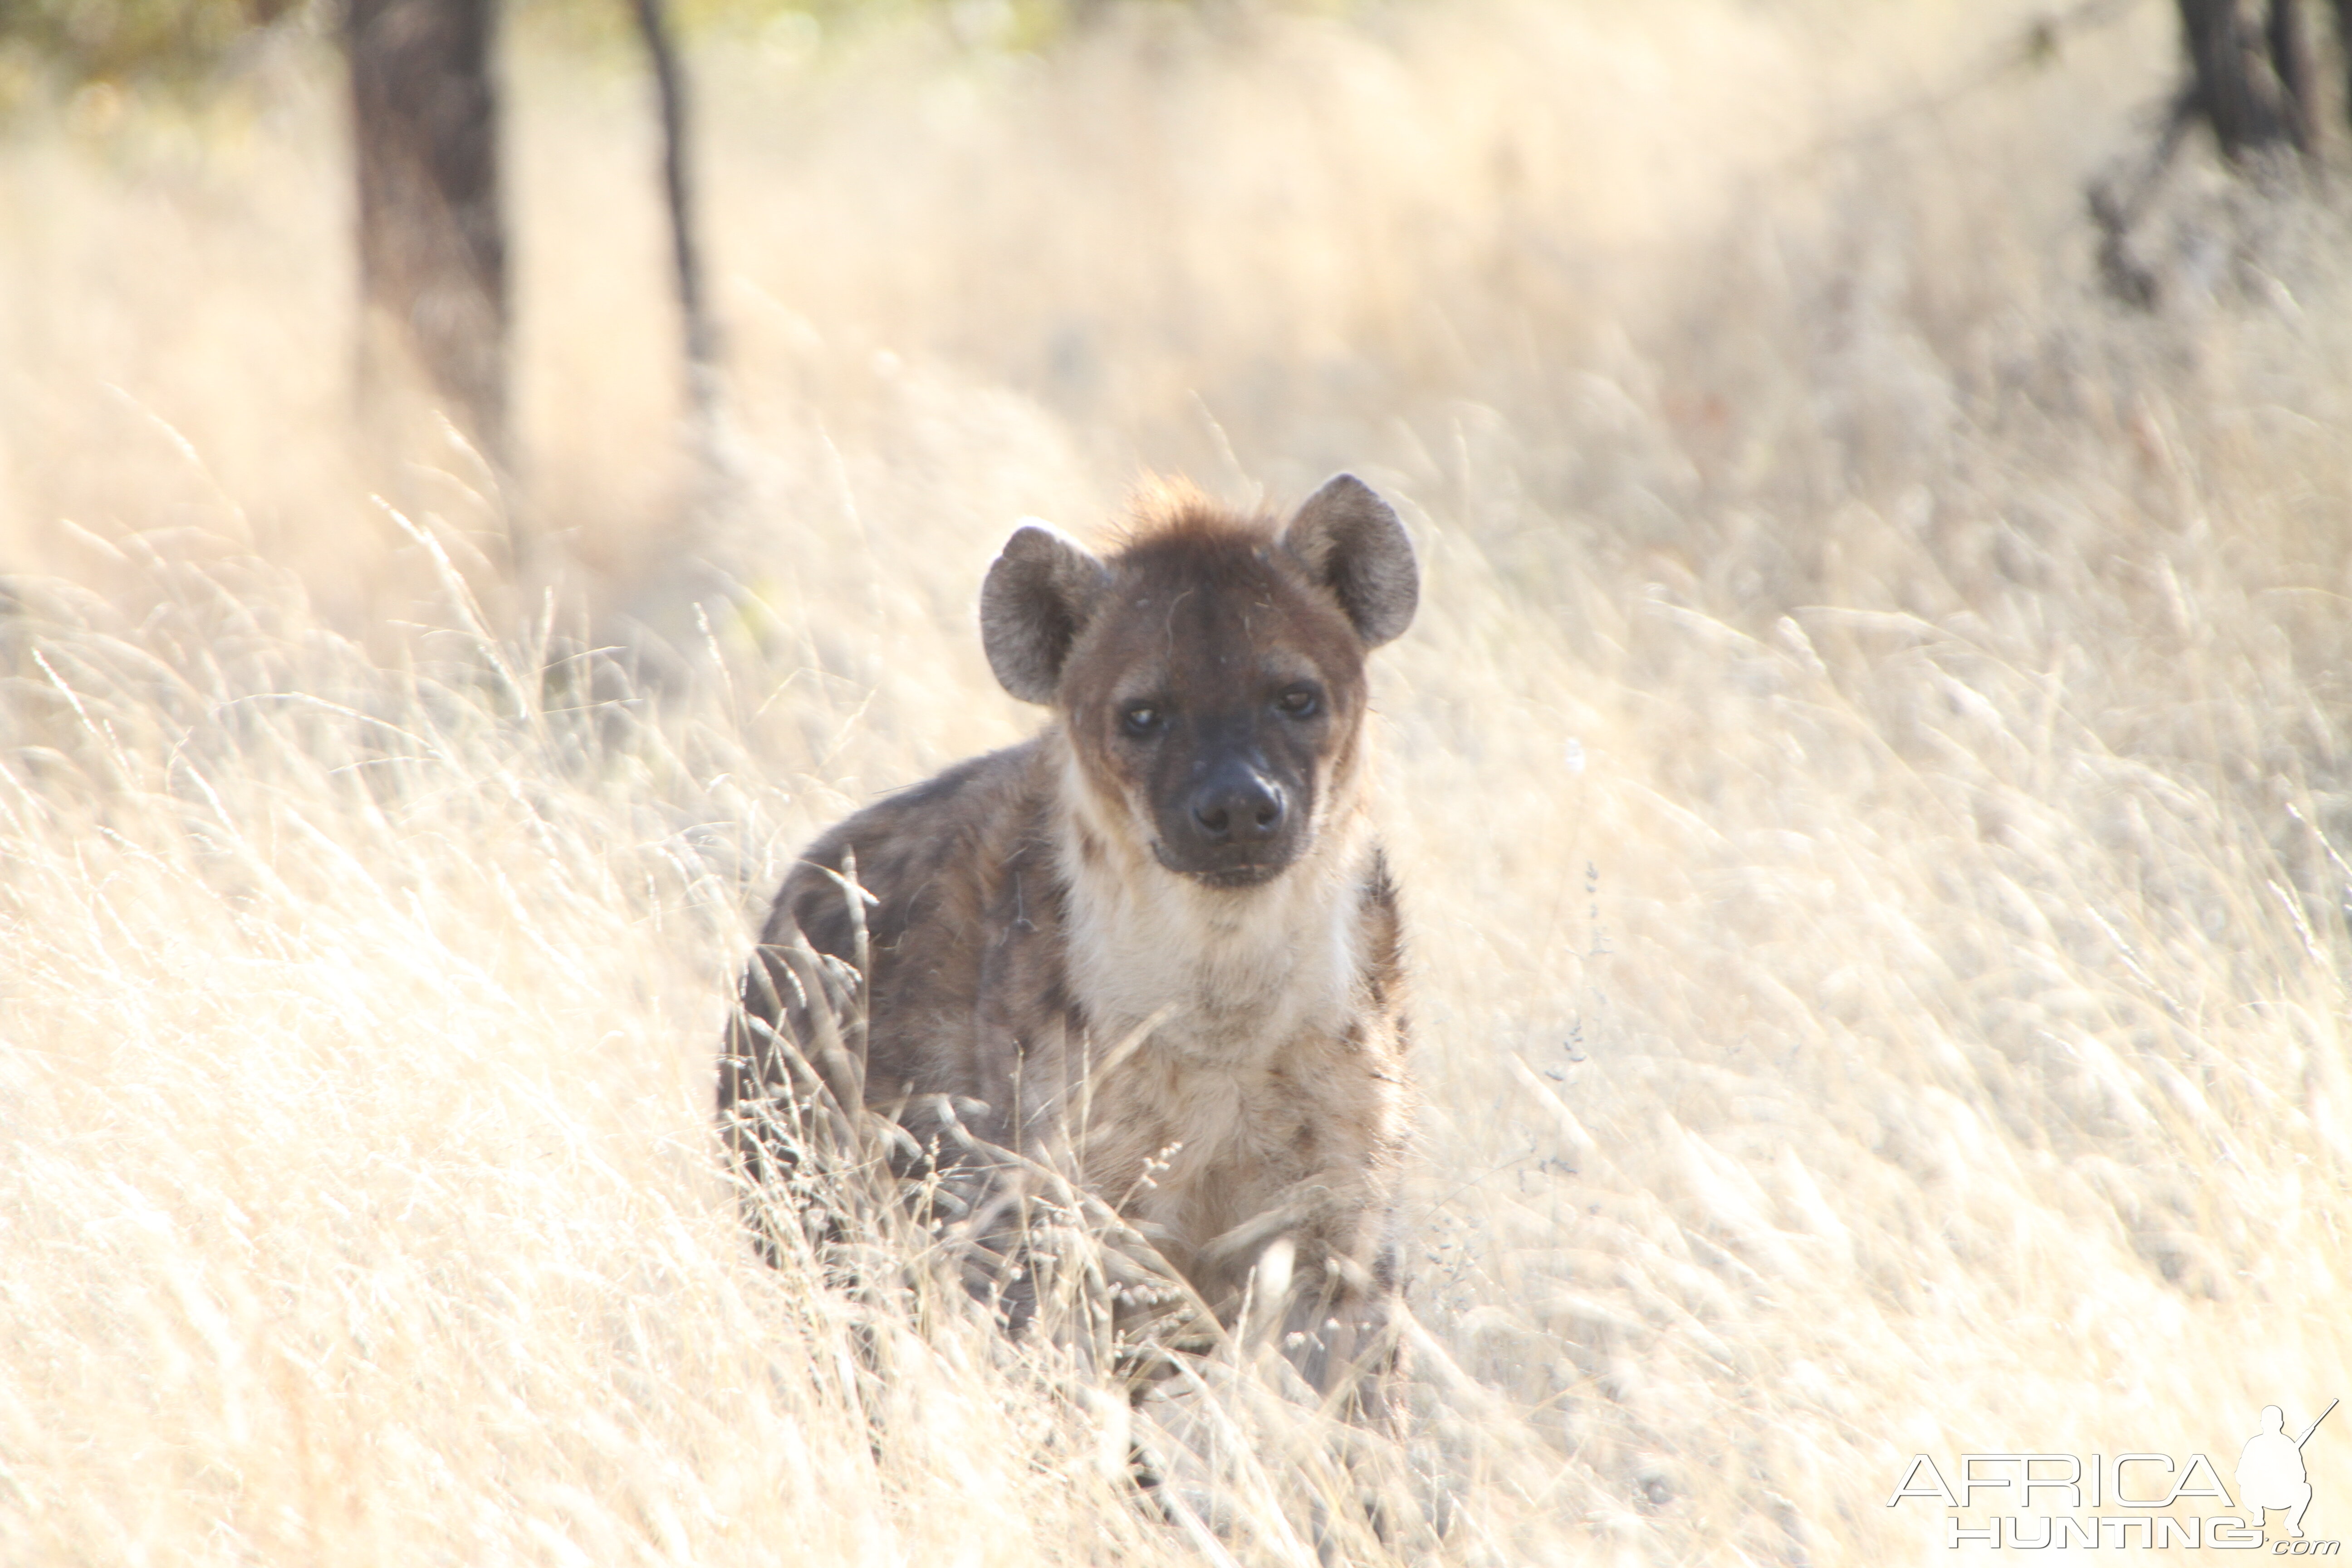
[0,0,298,88]
[511,0,1084,62]
[0,0,1176,100]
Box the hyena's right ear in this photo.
[980,523,1112,705]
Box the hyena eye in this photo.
[1121,702,1166,737]
[1274,684,1322,720]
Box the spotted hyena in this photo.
[720,474,1417,1402]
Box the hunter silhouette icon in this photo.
[2239,1400,2337,1539]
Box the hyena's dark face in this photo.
[1076,550,1358,887]
[981,475,1418,888]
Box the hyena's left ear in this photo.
[1283,474,1419,649]
[981,523,1112,704]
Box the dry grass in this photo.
[5,0,2352,1561]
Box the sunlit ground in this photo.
[4,0,2351,1560]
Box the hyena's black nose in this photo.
[1191,769,1286,843]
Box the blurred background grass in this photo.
[4,0,2352,1562]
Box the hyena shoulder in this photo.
[751,740,1063,1120]
[758,743,1039,973]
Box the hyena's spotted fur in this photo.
[720,474,1417,1403]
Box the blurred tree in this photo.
[344,0,727,539]
[2173,0,2320,159]
[2336,0,2352,136]
[2092,0,2349,307]
[347,0,510,472]
[630,0,724,485]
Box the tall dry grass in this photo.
[5,0,2352,1560]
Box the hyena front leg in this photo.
[720,936,867,1267]
[1276,1240,1402,1430]
[1259,1232,1408,1553]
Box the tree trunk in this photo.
[347,0,509,470]
[630,0,715,417]
[2265,0,2318,152]
[629,0,730,505]
[2175,0,2291,158]
[2335,0,2352,140]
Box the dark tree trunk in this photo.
[2095,0,2339,310]
[2265,0,2318,151]
[347,0,509,468]
[629,0,715,416]
[2176,0,2280,157]
[2171,0,2335,160]
[2335,0,2352,140]
[628,0,727,497]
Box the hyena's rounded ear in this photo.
[981,523,1112,705]
[1283,474,1419,649]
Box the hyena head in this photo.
[981,474,1417,889]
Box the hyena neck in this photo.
[1049,737,1372,1063]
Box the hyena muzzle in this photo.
[719,473,1418,1410]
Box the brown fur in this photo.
[720,475,1417,1403]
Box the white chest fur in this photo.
[1051,774,1390,1269]
[1056,775,1369,1065]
